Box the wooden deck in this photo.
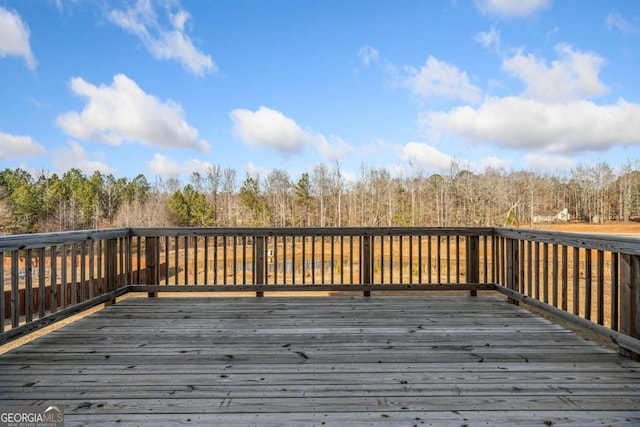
[1,295,640,426]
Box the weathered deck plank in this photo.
[1,296,639,426]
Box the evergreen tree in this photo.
[167,184,215,226]
[239,175,269,226]
[294,173,313,226]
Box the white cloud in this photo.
[315,135,352,162]
[52,141,115,174]
[230,107,309,155]
[56,74,209,152]
[230,106,352,161]
[388,163,409,179]
[546,26,559,41]
[245,162,270,180]
[402,57,483,103]
[400,142,453,171]
[524,154,574,174]
[108,0,215,76]
[479,156,511,171]
[606,12,639,35]
[503,44,608,102]
[475,0,549,18]
[53,0,80,12]
[357,45,397,74]
[147,153,212,176]
[414,42,638,157]
[0,7,37,70]
[422,97,640,154]
[358,45,379,67]
[474,27,501,52]
[0,131,46,159]
[358,139,392,156]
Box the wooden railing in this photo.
[128,227,495,293]
[1,226,639,358]
[0,228,132,343]
[492,228,640,359]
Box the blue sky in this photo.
[1,0,639,183]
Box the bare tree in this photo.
[331,162,344,227]
[4,157,640,232]
[205,165,222,224]
[617,161,640,221]
[222,168,237,226]
[265,169,292,227]
[571,163,615,223]
[190,172,204,192]
[312,164,330,227]
[426,173,448,227]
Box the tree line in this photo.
[1,160,639,234]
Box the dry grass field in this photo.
[531,222,640,236]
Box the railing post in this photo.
[466,236,480,296]
[104,238,118,306]
[506,238,519,305]
[10,252,19,328]
[145,236,158,298]
[620,254,640,360]
[254,236,265,297]
[492,235,500,285]
[362,235,372,297]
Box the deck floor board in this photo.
[1,295,639,426]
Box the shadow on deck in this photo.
[1,295,640,426]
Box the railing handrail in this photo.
[129,226,496,238]
[2,226,636,250]
[0,228,130,252]
[496,227,640,255]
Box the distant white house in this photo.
[532,208,570,223]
